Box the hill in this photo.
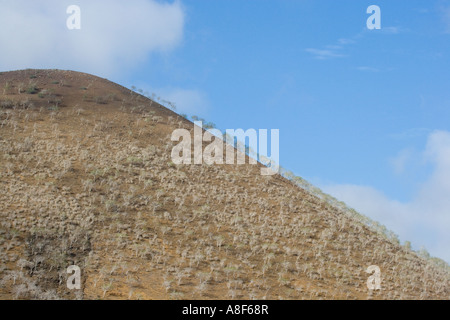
[0,69,448,299]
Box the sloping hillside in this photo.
[0,69,448,300]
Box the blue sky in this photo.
[1,0,449,262]
[128,0,450,199]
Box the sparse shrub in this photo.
[127,157,143,165]
[161,99,176,111]
[38,89,49,99]
[19,98,34,109]
[26,82,38,94]
[204,122,216,129]
[46,94,61,106]
[190,115,216,129]
[105,201,119,213]
[418,247,430,259]
[17,82,24,94]
[3,82,10,95]
[95,95,108,104]
[404,241,412,251]
[1,99,15,109]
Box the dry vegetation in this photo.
[0,69,448,300]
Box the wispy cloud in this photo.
[357,66,380,73]
[382,26,401,34]
[380,26,409,34]
[325,45,343,50]
[322,130,450,263]
[413,8,429,14]
[338,38,355,45]
[307,24,407,61]
[441,5,450,33]
[306,35,358,60]
[389,127,432,140]
[305,48,346,60]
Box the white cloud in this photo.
[0,0,185,77]
[389,148,413,175]
[322,130,450,263]
[323,184,408,234]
